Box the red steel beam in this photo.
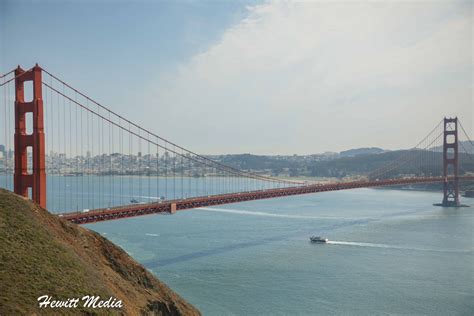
[14,65,46,208]
[60,176,474,225]
[442,117,460,206]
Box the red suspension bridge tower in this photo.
[441,117,459,207]
[13,64,46,208]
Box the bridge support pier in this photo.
[14,64,46,208]
[170,203,177,214]
[440,117,460,207]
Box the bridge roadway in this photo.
[61,176,474,224]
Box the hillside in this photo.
[339,147,386,157]
[213,150,474,179]
[0,189,200,315]
[430,140,474,153]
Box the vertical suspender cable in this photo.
[98,105,101,207]
[129,122,132,202]
[3,78,7,188]
[91,102,95,209]
[138,128,141,202]
[188,153,191,198]
[165,142,168,200]
[110,111,113,207]
[63,83,66,211]
[57,86,61,211]
[69,91,73,210]
[119,117,123,205]
[86,100,90,210]
[181,148,184,199]
[173,145,176,199]
[147,132,150,202]
[79,91,84,212]
[156,141,161,201]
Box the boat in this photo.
[310,236,328,243]
[130,198,139,204]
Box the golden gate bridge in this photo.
[1,65,473,224]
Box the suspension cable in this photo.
[41,68,301,185]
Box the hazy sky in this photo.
[1,0,472,155]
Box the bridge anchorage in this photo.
[0,64,473,222]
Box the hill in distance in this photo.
[338,147,387,157]
[430,140,474,153]
[212,147,474,179]
[0,189,200,316]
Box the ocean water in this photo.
[0,175,280,213]
[86,188,473,315]
[1,175,473,314]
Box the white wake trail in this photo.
[145,233,160,237]
[197,207,344,220]
[327,241,397,249]
[326,241,472,253]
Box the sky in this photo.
[1,0,472,155]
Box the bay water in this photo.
[89,187,474,315]
[1,175,473,314]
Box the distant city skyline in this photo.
[1,0,472,155]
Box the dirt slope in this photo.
[0,189,200,315]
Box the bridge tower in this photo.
[14,64,46,208]
[441,117,459,207]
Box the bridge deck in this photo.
[61,176,474,224]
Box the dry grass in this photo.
[0,189,200,316]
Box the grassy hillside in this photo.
[216,151,474,179]
[0,189,200,315]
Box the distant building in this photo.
[0,145,5,160]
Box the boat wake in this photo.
[327,241,398,248]
[326,241,472,253]
[197,207,352,220]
